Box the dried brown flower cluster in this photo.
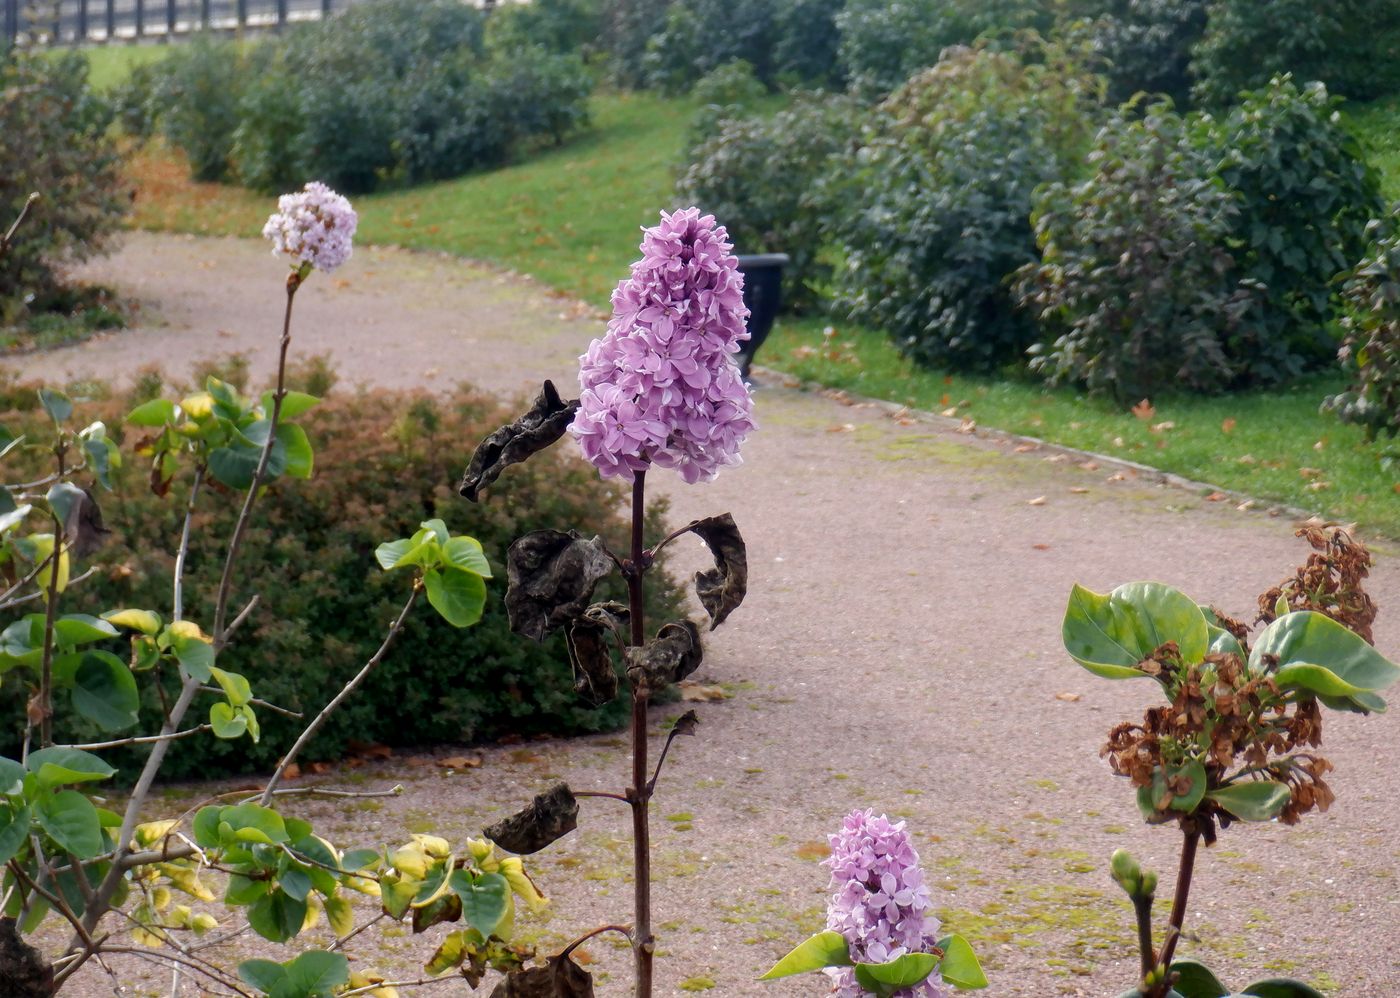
[1258,523,1376,643]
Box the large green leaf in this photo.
[1170,959,1229,998]
[443,536,492,577]
[0,805,31,866]
[0,756,25,796]
[238,959,286,993]
[759,930,853,979]
[54,614,119,647]
[1238,980,1325,998]
[853,953,941,997]
[39,388,73,424]
[273,951,349,998]
[936,934,987,989]
[72,651,140,731]
[1062,582,1209,679]
[1206,781,1291,822]
[210,702,249,739]
[126,398,177,427]
[275,423,314,480]
[36,790,104,858]
[26,747,116,787]
[262,391,320,420]
[101,608,162,636]
[248,889,308,943]
[450,870,509,939]
[219,803,290,845]
[424,567,487,628]
[1250,611,1400,711]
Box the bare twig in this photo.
[0,565,97,612]
[330,911,386,952]
[260,589,419,804]
[215,593,261,651]
[61,725,212,751]
[0,192,39,261]
[197,685,303,719]
[172,468,204,623]
[575,790,630,803]
[560,923,634,960]
[83,945,255,997]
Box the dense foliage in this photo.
[0,380,682,779]
[678,93,861,311]
[832,43,1101,370]
[1326,209,1400,441]
[1090,0,1209,106]
[133,0,591,193]
[1203,77,1383,384]
[1016,104,1248,400]
[0,51,127,325]
[484,0,602,57]
[1192,0,1400,106]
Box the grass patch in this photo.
[1344,97,1400,200]
[1,286,126,353]
[764,317,1400,539]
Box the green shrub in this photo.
[772,0,846,86]
[642,0,781,92]
[835,0,1053,97]
[1192,0,1400,106]
[154,34,249,182]
[484,0,602,57]
[678,93,860,311]
[1203,77,1383,384]
[1016,104,1249,400]
[0,51,127,326]
[1091,0,1209,106]
[1325,210,1400,442]
[831,42,1101,370]
[601,0,672,88]
[0,381,684,779]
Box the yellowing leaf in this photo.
[498,857,547,911]
[134,819,177,847]
[325,892,356,938]
[411,834,450,859]
[180,392,214,419]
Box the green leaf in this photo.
[127,399,177,427]
[210,667,253,707]
[421,518,450,545]
[101,608,162,635]
[262,391,320,420]
[424,567,487,628]
[443,536,492,577]
[426,929,479,976]
[276,423,314,479]
[226,873,270,906]
[218,803,289,845]
[193,806,222,848]
[36,790,104,858]
[1062,582,1209,679]
[1169,959,1228,998]
[0,757,24,796]
[340,848,380,872]
[248,889,308,943]
[1199,607,1246,659]
[1251,611,1400,711]
[0,503,31,534]
[1206,781,1291,822]
[450,870,510,939]
[72,651,140,731]
[239,958,287,993]
[210,702,248,739]
[39,388,73,424]
[1238,980,1325,998]
[278,865,312,903]
[0,805,31,866]
[759,930,853,979]
[936,934,987,989]
[45,482,85,528]
[374,538,414,571]
[1140,760,1208,814]
[26,747,116,787]
[275,951,349,998]
[854,953,940,997]
[54,615,119,647]
[165,623,215,682]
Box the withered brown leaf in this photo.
[412,893,462,934]
[484,783,579,855]
[505,531,615,642]
[62,487,110,558]
[459,381,580,502]
[626,620,703,697]
[687,513,747,629]
[565,603,629,707]
[489,954,595,998]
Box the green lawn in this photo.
[89,47,1400,538]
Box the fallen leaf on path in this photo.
[1055,692,1082,702]
[1014,444,1037,453]
[439,755,483,770]
[1221,418,1236,434]
[940,394,950,407]
[1032,543,1051,551]
[1044,454,1068,464]
[1107,472,1128,482]
[1078,460,1099,471]
[1132,399,1155,421]
[1299,467,1323,479]
[1070,487,1089,494]
[941,407,958,417]
[679,681,730,702]
[1237,499,1256,511]
[348,741,394,760]
[282,763,301,781]
[1027,496,1048,506]
[957,418,976,434]
[1206,492,1227,502]
[827,424,855,433]
[795,841,829,861]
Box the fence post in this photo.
[200,0,209,29]
[50,0,60,42]
[105,0,113,39]
[165,0,173,36]
[321,0,330,16]
[3,0,15,46]
[77,0,88,40]
[134,0,143,36]
[276,0,286,29]
[236,0,246,30]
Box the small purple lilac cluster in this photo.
[262,181,358,274]
[824,810,950,998]
[570,207,756,484]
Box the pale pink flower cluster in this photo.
[824,810,949,998]
[262,181,358,274]
[570,207,755,483]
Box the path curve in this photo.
[18,232,1400,996]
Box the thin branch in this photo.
[197,685,303,719]
[646,715,696,795]
[0,192,39,260]
[259,589,419,804]
[560,923,633,960]
[88,945,256,997]
[644,519,697,563]
[330,911,386,952]
[215,593,261,651]
[172,467,203,623]
[0,565,98,612]
[575,790,630,803]
[60,724,212,751]
[0,550,52,607]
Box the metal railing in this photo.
[4,0,351,45]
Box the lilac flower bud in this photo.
[262,181,358,274]
[569,207,756,484]
[824,810,950,998]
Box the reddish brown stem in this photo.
[1152,828,1201,996]
[627,470,653,998]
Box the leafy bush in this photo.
[600,0,671,88]
[1202,77,1383,384]
[153,34,249,182]
[0,380,683,779]
[1325,210,1400,442]
[1090,0,1209,105]
[678,93,860,311]
[772,0,846,86]
[831,42,1101,370]
[1192,0,1400,106]
[686,59,770,143]
[642,0,782,92]
[835,0,1053,97]
[0,51,127,326]
[484,0,602,56]
[1015,104,1249,400]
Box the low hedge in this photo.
[0,377,684,779]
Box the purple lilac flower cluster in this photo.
[262,181,358,274]
[824,810,949,998]
[570,207,755,483]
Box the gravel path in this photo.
[18,232,1400,997]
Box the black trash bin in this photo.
[734,253,789,379]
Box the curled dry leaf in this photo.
[459,381,581,502]
[484,783,579,855]
[490,953,595,998]
[565,603,629,707]
[627,620,704,697]
[56,486,110,558]
[505,531,615,642]
[687,513,748,629]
